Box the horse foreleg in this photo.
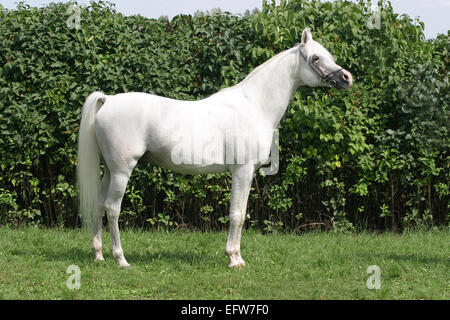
[226,165,254,268]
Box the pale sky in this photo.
[1,0,448,39]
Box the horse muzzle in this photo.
[329,69,353,89]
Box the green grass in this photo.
[0,226,448,299]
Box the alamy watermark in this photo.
[66,264,81,290]
[66,4,81,30]
[366,3,381,30]
[366,265,381,290]
[170,128,279,175]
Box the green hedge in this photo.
[0,0,448,231]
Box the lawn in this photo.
[0,226,448,299]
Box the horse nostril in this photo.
[343,73,349,81]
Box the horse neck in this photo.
[238,47,301,129]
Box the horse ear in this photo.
[301,28,313,44]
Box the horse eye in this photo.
[312,56,320,63]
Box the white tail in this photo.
[77,91,106,231]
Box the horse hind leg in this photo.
[92,164,110,262]
[103,159,138,267]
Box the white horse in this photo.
[77,28,353,268]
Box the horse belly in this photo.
[141,151,229,174]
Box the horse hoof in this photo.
[118,260,131,268]
[229,261,246,269]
